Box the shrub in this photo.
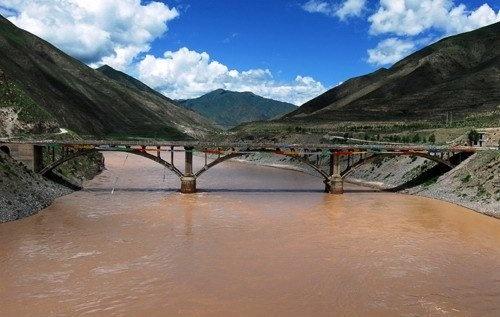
[467,130,481,145]
[461,174,471,183]
[428,134,436,144]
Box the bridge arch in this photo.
[0,145,11,156]
[341,152,455,179]
[194,151,330,182]
[39,148,184,178]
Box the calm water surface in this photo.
[1,152,499,316]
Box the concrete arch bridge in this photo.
[0,140,482,194]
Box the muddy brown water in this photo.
[1,152,499,316]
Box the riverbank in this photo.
[406,151,499,218]
[0,151,105,222]
[236,151,499,218]
[0,152,70,222]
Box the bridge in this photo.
[0,139,484,194]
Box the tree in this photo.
[467,130,481,145]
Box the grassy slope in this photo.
[0,75,54,123]
[284,22,499,124]
[0,15,217,140]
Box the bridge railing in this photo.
[0,138,487,152]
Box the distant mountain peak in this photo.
[209,88,255,96]
[96,64,113,70]
[178,89,296,128]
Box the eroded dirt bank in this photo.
[0,151,105,222]
[0,152,70,222]
[406,151,499,218]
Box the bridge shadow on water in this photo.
[83,187,379,194]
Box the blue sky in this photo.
[2,0,499,104]
[152,0,371,87]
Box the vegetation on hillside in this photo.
[41,146,104,183]
[0,15,216,140]
[178,89,296,128]
[281,22,499,124]
[408,151,500,217]
[0,77,53,122]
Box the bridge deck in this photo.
[0,139,489,152]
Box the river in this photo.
[1,152,499,316]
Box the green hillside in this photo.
[179,89,296,128]
[0,15,217,140]
[283,22,500,124]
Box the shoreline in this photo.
[0,153,72,223]
[233,157,499,219]
[0,152,104,223]
[3,152,497,223]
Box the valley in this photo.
[0,7,499,316]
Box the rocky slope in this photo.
[179,89,296,128]
[346,156,437,189]
[0,152,70,222]
[282,22,499,125]
[407,151,499,218]
[0,15,216,140]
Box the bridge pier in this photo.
[181,147,197,194]
[328,175,344,194]
[327,152,344,194]
[181,176,197,194]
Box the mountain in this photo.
[0,15,216,140]
[178,89,297,128]
[96,65,169,101]
[283,22,500,124]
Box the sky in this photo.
[1,0,499,105]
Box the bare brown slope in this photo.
[0,15,216,139]
[284,22,500,123]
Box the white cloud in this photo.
[302,0,366,20]
[446,3,500,34]
[366,1,499,66]
[367,38,416,65]
[303,0,333,15]
[137,48,326,105]
[3,0,179,70]
[336,0,367,20]
[369,0,500,36]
